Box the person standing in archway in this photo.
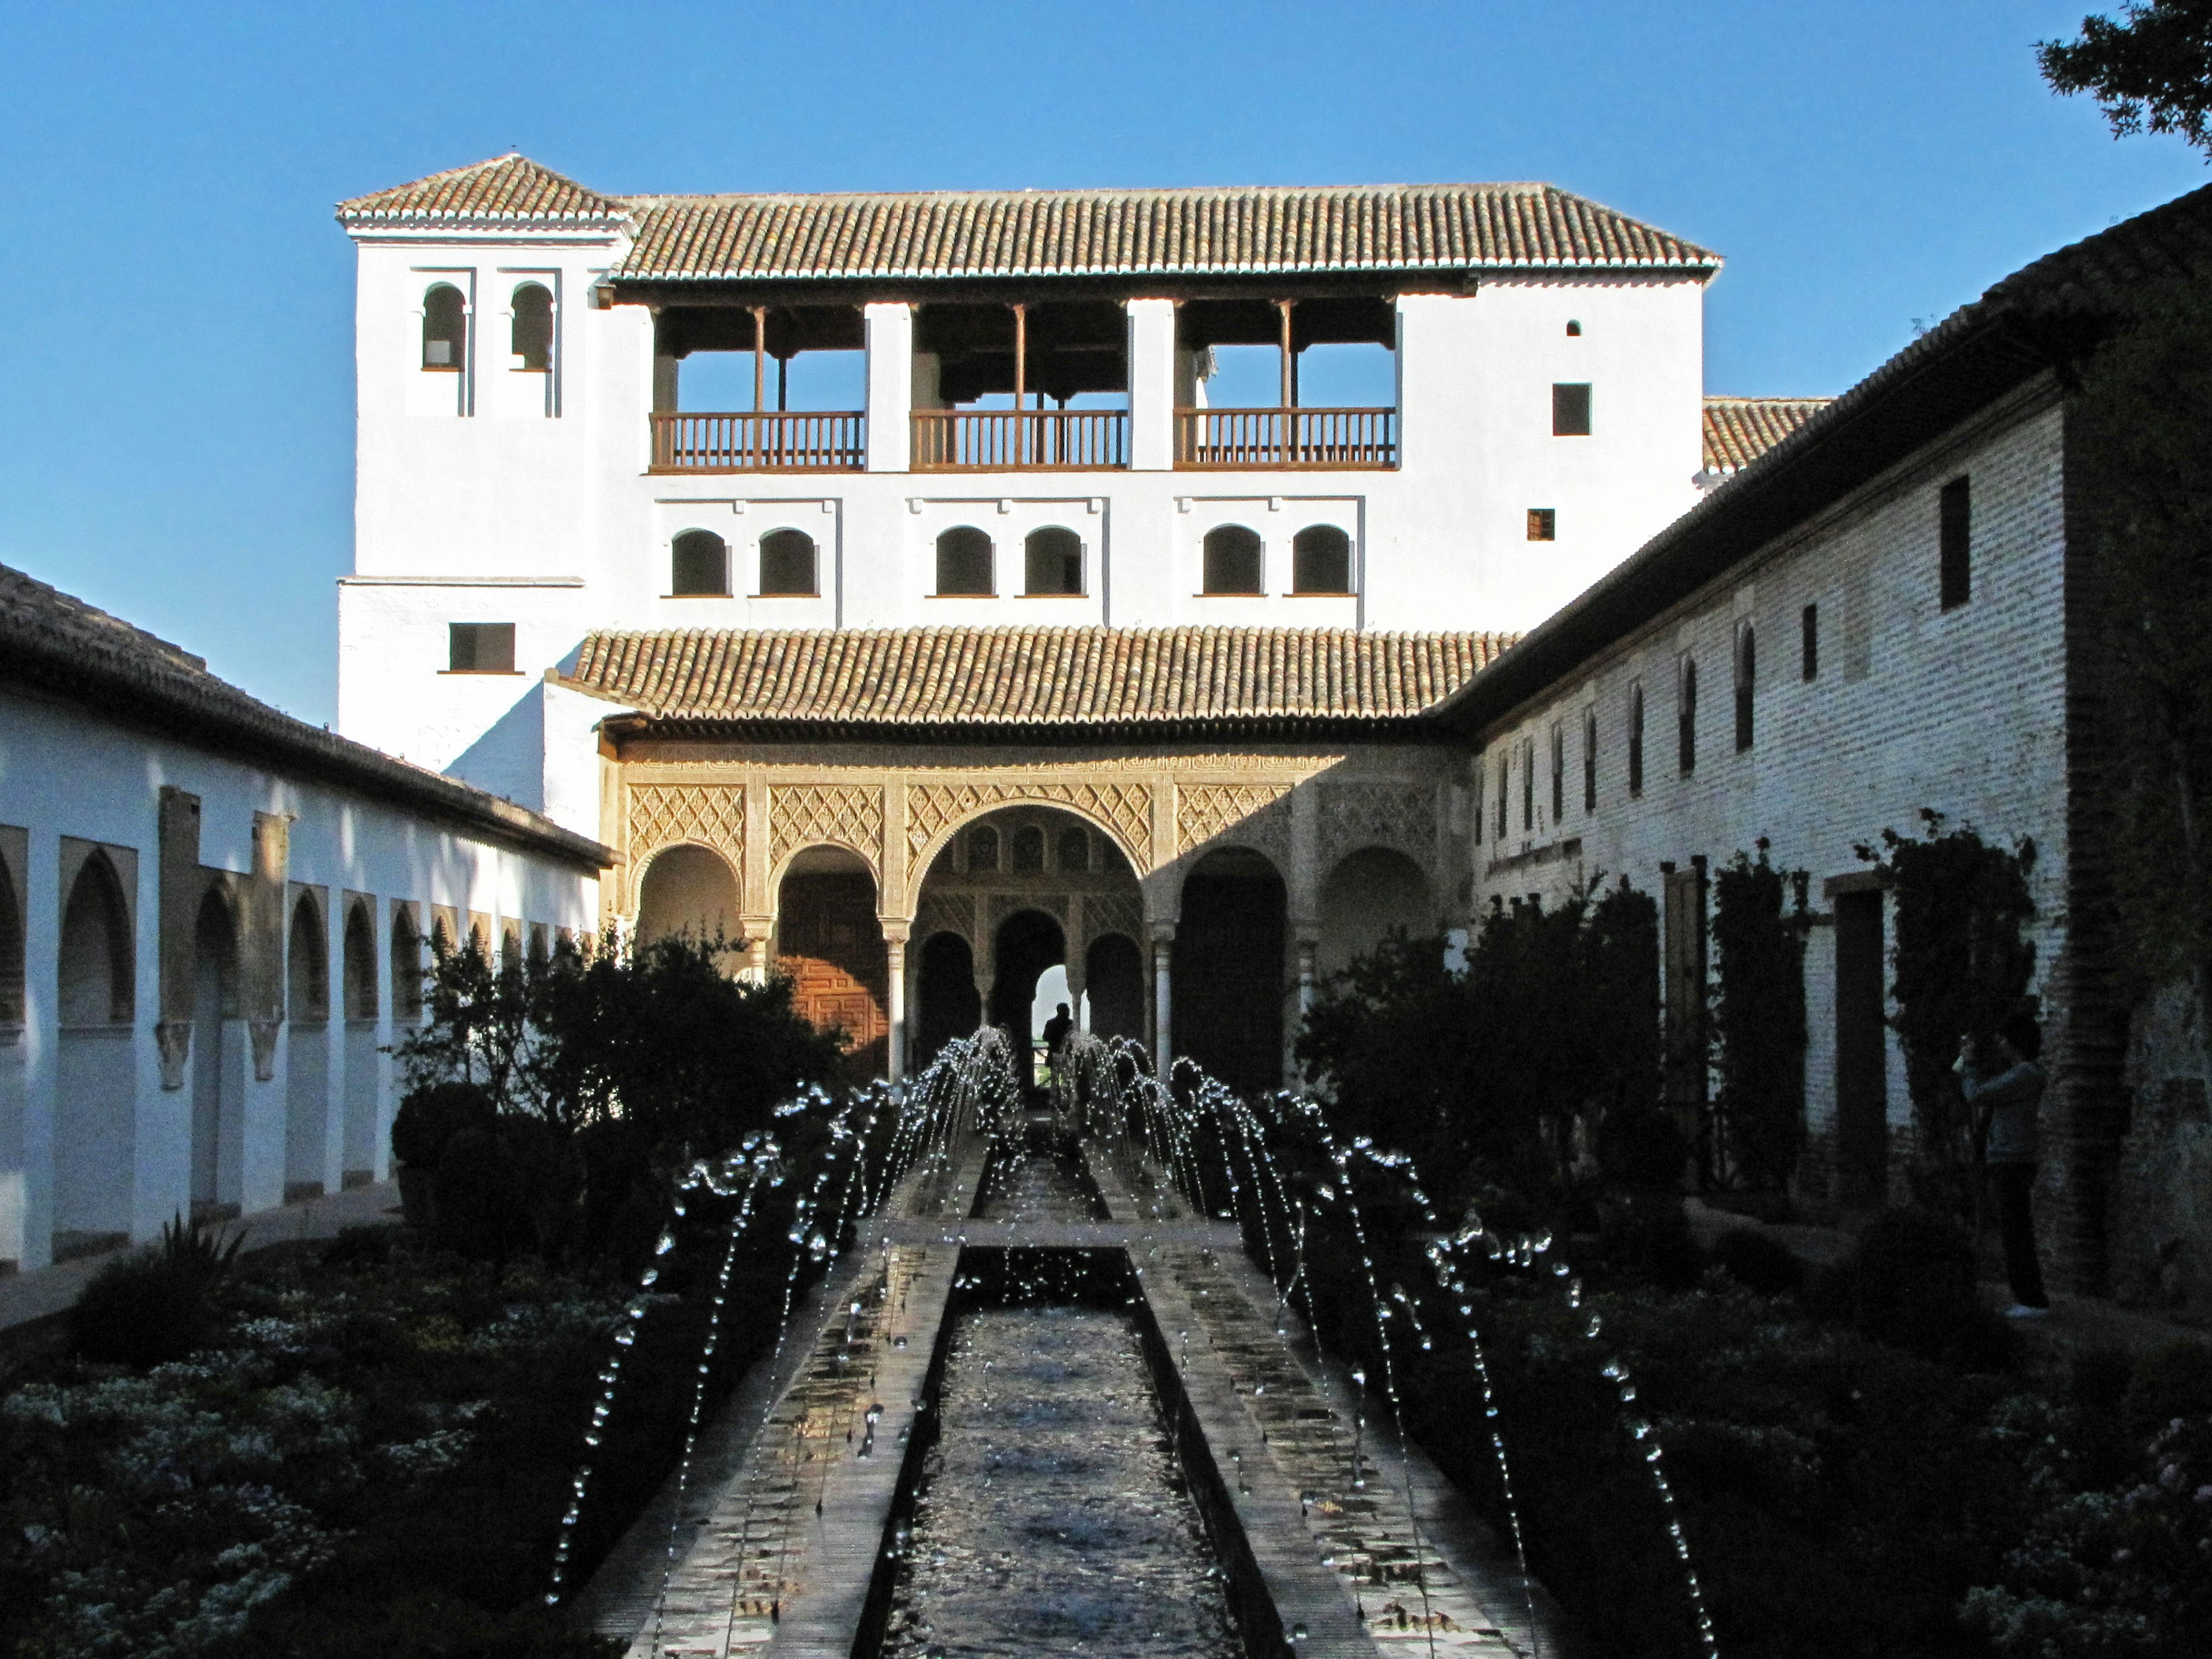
[1043,1001,1074,1070]
[1959,1011,2048,1318]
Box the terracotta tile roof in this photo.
[0,562,609,869]
[556,626,1512,730]
[337,153,629,229]
[612,181,1718,282]
[1701,396,1832,476]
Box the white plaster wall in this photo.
[1465,390,2071,1165]
[0,690,600,1270]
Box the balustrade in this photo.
[649,411,866,472]
[910,409,1129,471]
[1174,407,1398,470]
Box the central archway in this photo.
[776,847,887,1081]
[990,908,1065,1085]
[1174,846,1288,1093]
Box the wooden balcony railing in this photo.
[650,411,866,472]
[911,409,1129,471]
[1174,407,1398,470]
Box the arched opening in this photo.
[966,824,1000,873]
[1024,527,1084,596]
[190,889,243,1219]
[342,901,380,1190]
[391,909,424,1021]
[637,843,741,950]
[511,282,553,371]
[759,528,819,596]
[914,931,982,1071]
[1203,525,1263,596]
[1011,824,1046,873]
[53,853,135,1256]
[1318,847,1433,980]
[777,848,888,1080]
[935,526,994,596]
[672,529,732,597]
[990,908,1065,1085]
[1291,525,1352,594]
[1056,827,1089,873]
[422,283,467,370]
[1734,622,1756,752]
[286,894,330,1203]
[1173,847,1287,1092]
[1085,933,1145,1043]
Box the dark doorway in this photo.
[990,910,1066,1082]
[1833,888,1889,1208]
[1173,849,1287,1093]
[777,857,888,1080]
[1085,933,1145,1043]
[915,931,982,1070]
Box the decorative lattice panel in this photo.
[906,781,1155,872]
[628,785,747,865]
[916,890,975,945]
[770,785,885,872]
[1175,783,1293,857]
[1318,783,1437,863]
[990,892,1068,931]
[1084,892,1145,946]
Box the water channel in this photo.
[877,1153,1240,1658]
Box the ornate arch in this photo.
[905,781,1153,882]
[769,785,884,885]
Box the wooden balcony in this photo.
[1174,407,1398,470]
[911,409,1128,471]
[650,411,866,472]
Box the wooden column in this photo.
[750,305,767,469]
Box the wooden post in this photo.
[749,305,767,468]
[1276,298,1297,465]
[1012,302,1027,465]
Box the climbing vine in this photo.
[1857,810,2038,1213]
[1709,842,1809,1191]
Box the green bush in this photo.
[2122,1338,2212,1444]
[430,1117,583,1262]
[1850,1208,2007,1364]
[69,1214,243,1367]
[391,1080,495,1171]
[1710,1226,1806,1296]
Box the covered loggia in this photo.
[283,891,330,1203]
[1316,845,1433,980]
[190,887,245,1222]
[636,843,741,950]
[1172,846,1289,1094]
[53,847,135,1257]
[775,847,888,1081]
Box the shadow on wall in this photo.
[2115,978,2212,1314]
[447,681,546,811]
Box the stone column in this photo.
[1150,921,1175,1077]
[1126,298,1178,471]
[738,921,773,986]
[1296,929,1320,1014]
[865,302,914,473]
[882,925,909,1081]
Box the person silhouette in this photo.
[1042,1001,1074,1063]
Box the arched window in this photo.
[936,527,994,596]
[1678,657,1698,775]
[511,283,553,371]
[288,895,328,1021]
[1565,319,1583,337]
[58,854,131,1025]
[1012,825,1046,872]
[392,910,424,1018]
[344,902,377,1021]
[1628,683,1646,796]
[967,824,1000,872]
[1056,827,1089,872]
[672,529,731,597]
[422,283,467,370]
[1024,528,1083,596]
[1291,525,1351,594]
[759,528,818,596]
[1202,526,1263,595]
[1733,623,1756,752]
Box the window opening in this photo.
[967,824,1000,872]
[1801,603,1820,681]
[1565,319,1583,337]
[1495,753,1509,840]
[422,283,467,370]
[1473,767,1484,846]
[1291,525,1351,593]
[1734,622,1756,752]
[391,910,423,1019]
[759,528,818,596]
[1582,708,1597,813]
[1552,382,1592,436]
[1521,737,1535,832]
[1678,657,1698,775]
[1057,828,1089,872]
[289,895,328,1021]
[1012,825,1046,872]
[1549,724,1565,824]
[937,527,995,596]
[447,623,516,673]
[58,853,132,1024]
[344,902,377,1021]
[1628,682,1646,796]
[1940,476,1972,609]
[1024,527,1084,596]
[1203,525,1263,595]
[1527,508,1556,542]
[511,283,553,371]
[672,530,732,597]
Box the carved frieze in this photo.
[906,781,1154,873]
[1084,892,1145,946]
[1175,782,1293,858]
[916,889,975,946]
[628,784,745,866]
[989,891,1068,931]
[770,785,885,873]
[1319,782,1437,866]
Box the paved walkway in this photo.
[0,1181,402,1336]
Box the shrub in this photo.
[391,1080,496,1171]
[2122,1339,2212,1444]
[1851,1208,2010,1366]
[430,1116,582,1262]
[69,1214,243,1367]
[1711,1226,1806,1296]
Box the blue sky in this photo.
[0,0,2201,725]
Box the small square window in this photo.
[1552,383,1592,437]
[448,623,516,673]
[1527,508,1557,542]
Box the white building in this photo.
[0,563,606,1274]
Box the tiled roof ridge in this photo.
[336,152,630,226]
[556,623,1514,728]
[1701,395,1834,475]
[626,178,1565,207]
[0,561,609,869]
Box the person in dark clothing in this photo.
[1042,1002,1074,1065]
[1958,1010,2049,1316]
